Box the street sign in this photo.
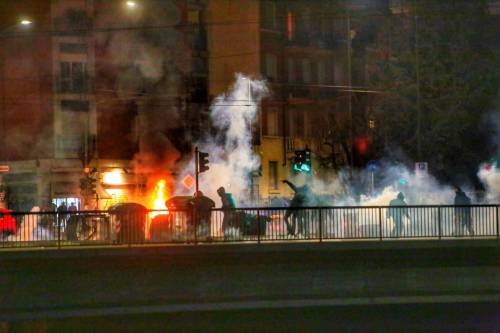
[0,165,10,173]
[415,162,428,176]
[367,160,379,172]
[182,174,194,189]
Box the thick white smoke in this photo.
[478,163,500,203]
[311,163,456,207]
[176,74,267,204]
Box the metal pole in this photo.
[414,0,422,160]
[438,206,441,240]
[319,208,323,242]
[58,214,61,249]
[496,205,499,239]
[195,146,199,193]
[378,207,382,240]
[347,9,354,174]
[193,206,198,245]
[371,172,375,194]
[257,209,261,244]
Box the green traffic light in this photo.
[301,164,310,172]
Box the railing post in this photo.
[319,208,323,243]
[193,207,198,245]
[58,213,62,249]
[257,209,261,244]
[496,205,499,239]
[378,207,382,241]
[128,213,132,248]
[438,206,442,240]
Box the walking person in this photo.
[217,187,236,238]
[282,180,313,237]
[56,201,68,229]
[454,187,474,236]
[387,192,410,237]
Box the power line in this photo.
[2,4,492,38]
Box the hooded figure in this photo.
[387,192,410,237]
[454,187,473,236]
[190,191,215,238]
[283,180,314,236]
[217,187,236,234]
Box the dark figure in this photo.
[283,180,313,236]
[454,187,474,236]
[190,191,215,239]
[387,192,410,237]
[68,202,77,212]
[217,187,236,235]
[57,202,68,227]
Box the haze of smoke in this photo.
[7,207,54,242]
[307,162,456,207]
[176,74,268,204]
[477,110,499,203]
[478,164,500,203]
[96,2,189,179]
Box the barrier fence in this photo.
[1,205,499,248]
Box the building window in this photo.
[287,58,296,82]
[59,61,88,93]
[302,59,311,83]
[188,10,200,24]
[268,161,278,190]
[59,43,87,54]
[264,53,278,81]
[265,107,279,136]
[61,100,89,112]
[262,1,277,30]
[291,109,304,137]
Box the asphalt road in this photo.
[4,302,499,333]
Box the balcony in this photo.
[56,76,92,94]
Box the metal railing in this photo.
[1,205,499,249]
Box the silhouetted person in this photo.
[191,191,215,238]
[454,187,474,236]
[388,192,410,237]
[283,180,313,236]
[68,202,77,213]
[217,187,236,235]
[57,202,68,227]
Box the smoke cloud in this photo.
[176,74,268,204]
[96,2,190,181]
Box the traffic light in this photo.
[79,174,97,196]
[303,149,312,172]
[293,150,305,172]
[293,149,312,173]
[89,176,97,193]
[198,151,209,173]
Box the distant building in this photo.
[207,0,387,202]
[0,0,208,210]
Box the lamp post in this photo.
[346,9,356,175]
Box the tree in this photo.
[371,0,498,183]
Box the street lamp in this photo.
[19,19,32,26]
[125,1,137,9]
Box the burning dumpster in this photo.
[149,196,191,242]
[108,203,147,243]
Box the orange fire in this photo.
[150,179,169,218]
